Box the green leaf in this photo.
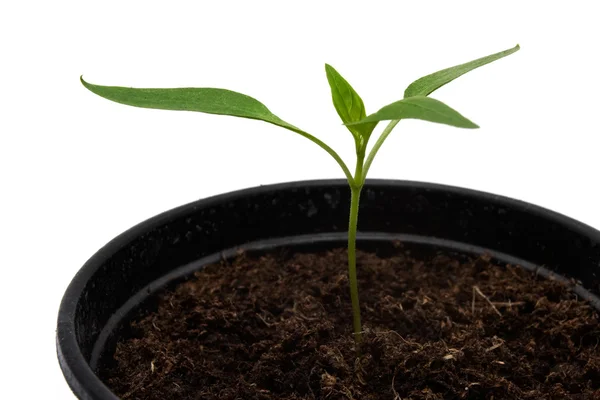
[347,96,479,129]
[404,44,520,98]
[80,76,358,183]
[80,76,304,134]
[325,64,377,142]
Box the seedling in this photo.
[81,44,520,346]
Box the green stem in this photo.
[361,119,400,181]
[348,149,365,345]
[348,185,363,344]
[286,126,355,185]
[347,120,401,346]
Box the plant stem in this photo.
[347,118,400,345]
[348,184,363,344]
[348,149,365,345]
[361,119,400,181]
[286,126,355,185]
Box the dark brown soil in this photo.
[105,247,600,399]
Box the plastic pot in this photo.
[56,179,600,399]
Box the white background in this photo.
[1,1,599,398]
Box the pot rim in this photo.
[56,178,600,399]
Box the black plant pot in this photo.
[56,179,600,399]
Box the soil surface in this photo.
[105,247,600,399]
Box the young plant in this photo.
[81,44,520,345]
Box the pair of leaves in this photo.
[326,64,478,132]
[81,44,520,145]
[327,44,520,136]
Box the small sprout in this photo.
[81,44,520,347]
